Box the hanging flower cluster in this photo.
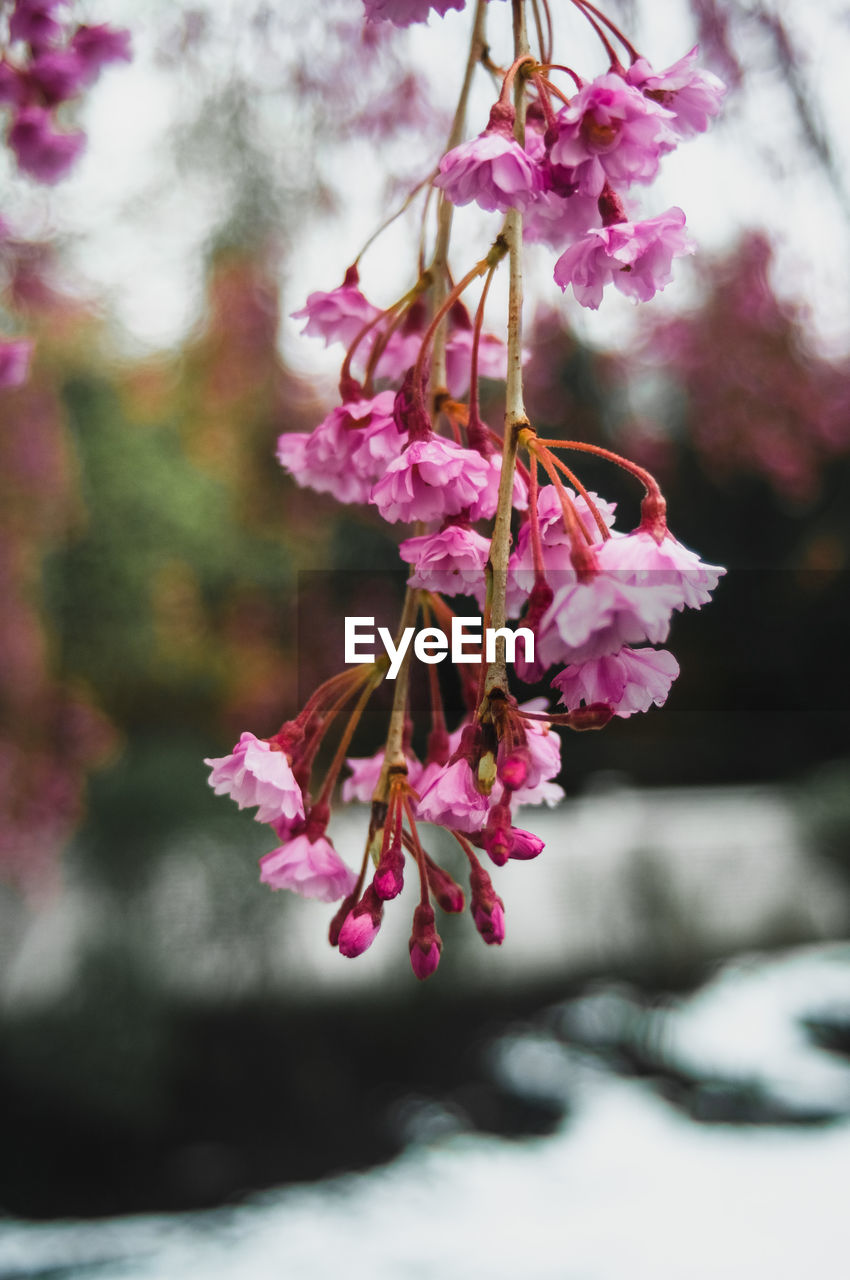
[0,0,131,388]
[206,0,726,979]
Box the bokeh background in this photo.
[2,1,850,1276]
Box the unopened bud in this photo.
[338,886,384,958]
[508,827,545,860]
[409,902,442,980]
[426,859,465,913]
[497,746,531,791]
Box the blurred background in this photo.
[2,1,850,1276]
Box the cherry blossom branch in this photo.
[483,0,531,699]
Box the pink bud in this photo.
[373,835,405,900]
[498,746,531,790]
[328,892,358,948]
[472,896,505,946]
[338,886,384,957]
[408,903,442,980]
[426,859,465,913]
[469,860,505,945]
[508,828,546,860]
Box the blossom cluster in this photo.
[0,1,131,390]
[206,0,726,978]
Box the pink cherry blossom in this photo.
[507,484,615,612]
[399,524,490,604]
[595,528,725,610]
[259,832,357,902]
[444,327,508,397]
[548,73,675,197]
[205,732,305,825]
[552,645,680,718]
[8,107,85,183]
[291,281,380,348]
[524,188,602,250]
[435,130,542,214]
[277,392,401,505]
[627,47,726,139]
[554,207,694,309]
[467,451,529,521]
[415,758,490,832]
[363,0,465,26]
[369,435,492,523]
[536,573,683,667]
[9,1,63,49]
[70,24,133,80]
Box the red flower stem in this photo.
[540,437,664,504]
[402,794,432,908]
[536,74,572,107]
[289,662,375,732]
[527,454,547,580]
[530,0,546,64]
[451,829,485,873]
[536,63,583,92]
[530,74,560,128]
[533,444,611,541]
[430,0,489,394]
[353,167,439,269]
[339,287,416,398]
[413,241,508,410]
[314,668,385,811]
[497,52,537,107]
[540,0,554,64]
[574,0,639,64]
[533,443,592,548]
[568,0,621,68]
[469,260,499,423]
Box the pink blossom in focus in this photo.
[415,758,490,832]
[363,0,465,26]
[369,436,492,523]
[8,106,85,183]
[435,130,542,214]
[204,731,305,825]
[552,645,680,717]
[507,484,615,612]
[467,452,529,521]
[338,885,384,957]
[399,524,490,605]
[277,392,401,505]
[0,339,33,388]
[259,833,357,902]
[548,73,675,197]
[536,574,683,668]
[291,282,380,348]
[554,208,694,309]
[595,529,725,610]
[627,48,726,139]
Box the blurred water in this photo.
[1,943,849,1280]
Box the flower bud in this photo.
[426,859,465,913]
[409,903,442,980]
[338,886,384,958]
